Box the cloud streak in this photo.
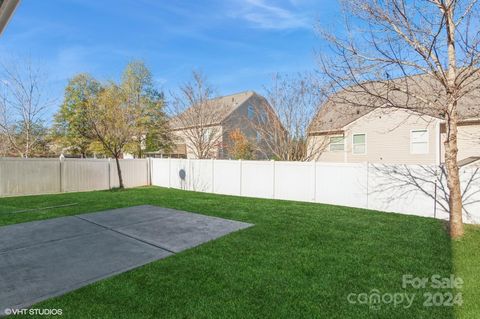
[233,0,311,30]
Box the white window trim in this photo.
[329,135,345,152]
[410,129,429,155]
[352,133,367,155]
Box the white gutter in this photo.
[0,0,20,36]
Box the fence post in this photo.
[211,158,215,193]
[239,159,243,196]
[366,162,369,209]
[168,157,172,188]
[0,158,2,197]
[147,157,151,186]
[108,158,111,190]
[271,160,275,199]
[433,166,438,219]
[187,158,191,190]
[312,160,316,202]
[59,157,64,193]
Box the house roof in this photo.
[458,157,480,167]
[0,0,19,36]
[309,72,480,134]
[170,91,256,130]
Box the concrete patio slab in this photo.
[0,216,104,252]
[0,205,252,314]
[0,231,171,311]
[115,212,253,252]
[79,205,178,228]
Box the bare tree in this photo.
[0,132,8,156]
[254,73,327,161]
[318,0,480,238]
[169,71,227,159]
[0,59,52,158]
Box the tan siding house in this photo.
[308,75,480,166]
[311,108,441,164]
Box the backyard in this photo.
[0,186,478,319]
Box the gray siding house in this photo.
[169,91,280,159]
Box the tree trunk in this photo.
[114,156,125,189]
[444,5,463,238]
[444,110,464,238]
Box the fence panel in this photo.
[168,159,189,190]
[0,158,60,196]
[110,159,148,188]
[459,167,480,224]
[315,163,368,209]
[275,161,315,202]
[241,161,274,199]
[63,159,109,192]
[190,159,214,192]
[213,160,241,196]
[367,164,436,218]
[151,158,170,187]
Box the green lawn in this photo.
[0,187,478,319]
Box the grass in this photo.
[0,186,478,319]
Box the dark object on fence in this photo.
[179,169,186,180]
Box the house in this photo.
[308,74,480,166]
[0,0,20,35]
[168,91,280,159]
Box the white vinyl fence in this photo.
[151,158,480,224]
[1,157,479,224]
[0,158,149,197]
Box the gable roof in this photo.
[309,72,480,134]
[170,91,256,130]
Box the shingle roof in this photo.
[309,73,480,134]
[170,91,255,130]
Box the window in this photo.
[329,136,345,151]
[247,105,255,119]
[411,129,429,154]
[352,134,366,154]
[202,128,212,141]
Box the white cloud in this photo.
[233,0,311,30]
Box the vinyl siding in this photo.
[172,126,224,159]
[441,124,480,163]
[310,108,439,164]
[308,135,345,162]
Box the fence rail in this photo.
[1,157,479,224]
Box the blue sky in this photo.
[0,0,340,115]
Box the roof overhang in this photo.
[440,118,480,133]
[458,156,480,167]
[308,130,345,137]
[0,0,20,36]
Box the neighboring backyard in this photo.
[0,186,478,319]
